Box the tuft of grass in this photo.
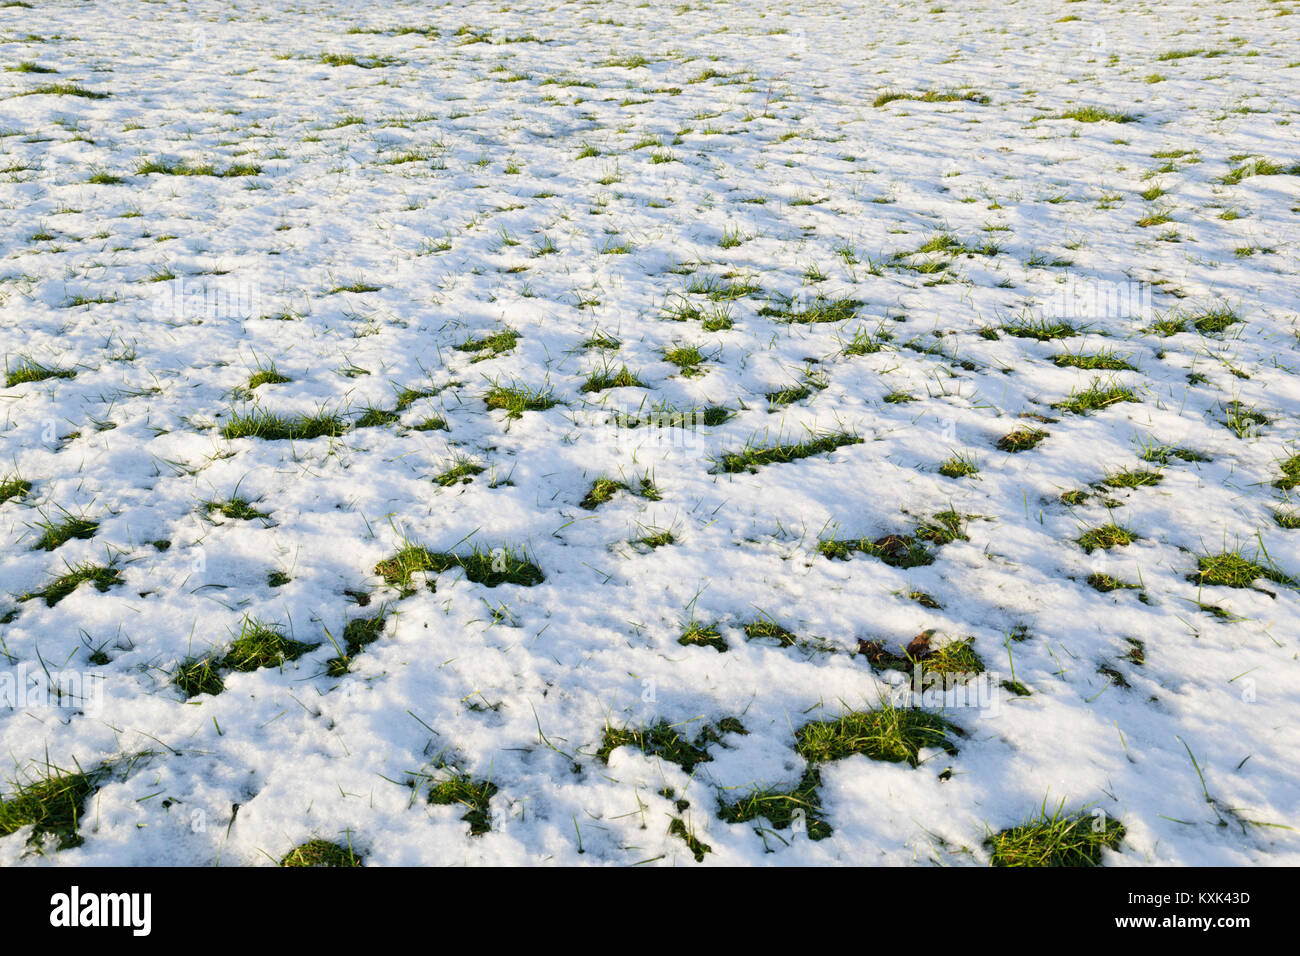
[715,431,861,474]
[742,618,797,647]
[719,767,831,840]
[0,474,31,505]
[0,764,106,850]
[1001,317,1080,341]
[456,328,519,361]
[1222,402,1267,439]
[135,158,260,177]
[663,344,708,376]
[996,428,1048,453]
[1189,305,1241,335]
[175,655,224,698]
[325,614,387,676]
[873,88,988,107]
[21,563,121,607]
[1051,350,1135,371]
[1101,467,1162,489]
[759,296,861,324]
[1274,455,1300,491]
[595,719,736,772]
[224,618,316,672]
[1052,379,1140,415]
[33,514,98,551]
[581,365,645,393]
[1190,550,1294,589]
[939,452,979,478]
[1077,523,1136,553]
[221,408,347,441]
[819,532,933,568]
[433,455,484,487]
[987,801,1125,867]
[5,358,75,388]
[203,496,269,521]
[796,706,961,767]
[375,543,543,592]
[483,380,557,418]
[580,477,627,510]
[1052,107,1138,123]
[280,838,362,867]
[20,83,109,99]
[426,775,498,835]
[678,620,727,652]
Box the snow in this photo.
[0,0,1297,865]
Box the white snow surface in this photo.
[0,0,1298,865]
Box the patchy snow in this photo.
[0,0,1298,865]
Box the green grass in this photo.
[818,532,933,568]
[1223,402,1267,438]
[426,775,498,835]
[663,344,707,376]
[580,477,627,510]
[175,655,224,698]
[987,800,1125,866]
[758,296,861,324]
[796,706,961,767]
[1137,442,1208,465]
[1101,467,1162,489]
[1087,573,1142,594]
[433,456,484,487]
[21,563,121,607]
[581,365,645,393]
[1189,305,1241,334]
[5,358,75,387]
[678,621,727,652]
[667,817,711,861]
[1274,455,1300,490]
[456,328,520,361]
[483,380,557,418]
[873,88,988,107]
[719,767,831,840]
[280,838,362,866]
[939,452,979,478]
[1051,107,1138,123]
[0,763,105,850]
[1190,550,1295,589]
[20,83,109,99]
[135,159,261,177]
[742,618,797,647]
[221,408,347,441]
[224,618,316,672]
[1077,523,1136,553]
[374,543,543,591]
[1221,158,1299,185]
[715,431,861,473]
[33,514,98,551]
[203,496,269,521]
[0,474,31,505]
[1051,350,1135,371]
[596,718,741,772]
[325,614,387,676]
[354,406,399,429]
[247,365,291,389]
[1001,317,1080,340]
[996,427,1048,453]
[1052,379,1140,415]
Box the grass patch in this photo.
[456,328,519,361]
[221,408,347,441]
[987,801,1125,866]
[0,474,31,505]
[483,381,557,418]
[280,838,362,867]
[759,296,861,324]
[325,614,387,676]
[21,563,121,607]
[135,159,260,177]
[5,358,75,387]
[375,543,543,592]
[715,431,861,474]
[1052,379,1140,415]
[0,763,106,850]
[1077,523,1136,553]
[596,718,742,772]
[1190,550,1295,589]
[1052,107,1138,123]
[33,514,98,551]
[718,767,831,840]
[996,428,1048,453]
[678,621,727,652]
[796,706,961,767]
[580,477,627,510]
[581,365,645,393]
[1051,350,1135,371]
[203,496,269,521]
[426,775,498,835]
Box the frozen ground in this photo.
[1,0,1298,865]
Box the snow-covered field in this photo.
[1,0,1298,865]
